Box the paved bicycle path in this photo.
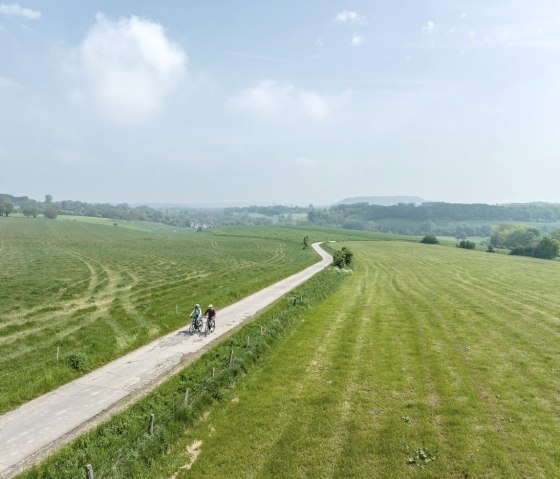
[0,243,332,478]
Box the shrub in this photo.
[458,240,476,250]
[420,235,439,245]
[64,352,91,372]
[332,247,353,268]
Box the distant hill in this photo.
[335,196,426,206]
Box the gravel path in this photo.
[0,242,332,478]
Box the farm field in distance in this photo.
[149,241,560,478]
[0,217,325,414]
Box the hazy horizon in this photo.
[2,1,560,205]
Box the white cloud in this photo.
[229,80,351,123]
[0,3,40,20]
[422,20,436,36]
[68,13,187,123]
[335,10,363,24]
[351,33,364,47]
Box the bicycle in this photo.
[188,317,204,335]
[204,316,215,336]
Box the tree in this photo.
[549,229,560,241]
[490,224,539,248]
[332,247,353,268]
[420,235,439,244]
[22,203,38,218]
[302,235,310,249]
[44,206,59,219]
[533,236,560,260]
[341,246,353,265]
[0,198,14,216]
[45,194,53,204]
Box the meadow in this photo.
[0,217,323,413]
[150,241,560,478]
[16,237,560,478]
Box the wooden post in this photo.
[260,326,263,335]
[247,336,250,347]
[85,464,94,479]
[183,388,190,407]
[229,349,234,365]
[175,305,178,315]
[148,414,155,435]
[56,346,60,361]
[212,367,215,378]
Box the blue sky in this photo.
[1,1,559,205]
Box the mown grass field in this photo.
[0,218,325,414]
[148,241,560,478]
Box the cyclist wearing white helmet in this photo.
[204,304,217,331]
[190,303,202,328]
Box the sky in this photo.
[1,1,560,206]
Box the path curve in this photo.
[0,243,332,478]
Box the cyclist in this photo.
[190,303,202,329]
[204,304,216,331]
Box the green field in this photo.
[0,218,324,414]
[147,241,560,478]
[6,222,560,478]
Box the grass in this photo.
[145,241,560,478]
[0,217,325,414]
[18,266,347,479]
[8,223,560,477]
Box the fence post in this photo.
[176,305,178,315]
[247,336,250,347]
[212,367,215,378]
[85,464,94,479]
[229,349,234,365]
[148,414,155,435]
[56,346,60,361]
[260,326,263,336]
[183,388,190,407]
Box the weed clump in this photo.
[64,352,90,372]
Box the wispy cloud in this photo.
[422,20,436,36]
[0,3,41,20]
[335,10,364,25]
[351,33,364,47]
[229,80,351,123]
[223,51,294,65]
[66,13,187,124]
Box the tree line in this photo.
[307,202,560,236]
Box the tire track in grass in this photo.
[258,263,378,478]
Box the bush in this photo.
[420,235,439,245]
[458,240,476,250]
[332,247,353,268]
[510,245,535,257]
[64,352,91,372]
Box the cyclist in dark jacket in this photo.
[204,304,216,331]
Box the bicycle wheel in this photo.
[188,322,196,335]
